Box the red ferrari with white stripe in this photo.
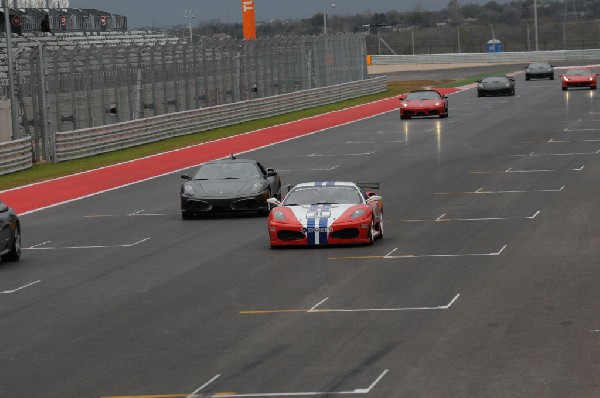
[266,182,383,247]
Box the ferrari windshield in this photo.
[194,162,261,180]
[481,76,510,84]
[405,91,441,100]
[283,186,363,206]
[565,69,591,76]
[528,63,551,68]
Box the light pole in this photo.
[323,2,335,34]
[411,26,415,55]
[534,0,539,50]
[3,0,20,139]
[184,8,194,43]
[457,25,461,53]
[526,23,534,51]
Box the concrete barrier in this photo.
[54,77,387,162]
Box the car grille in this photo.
[277,230,305,241]
[330,228,360,239]
[404,109,439,116]
[231,198,260,210]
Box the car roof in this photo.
[408,89,440,94]
[204,158,258,165]
[294,182,357,188]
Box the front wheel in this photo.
[1,226,21,262]
[181,211,194,220]
[562,87,568,91]
[591,86,597,90]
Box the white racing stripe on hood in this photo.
[289,204,354,245]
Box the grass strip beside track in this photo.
[0,77,478,191]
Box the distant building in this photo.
[7,0,70,7]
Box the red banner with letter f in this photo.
[241,0,257,40]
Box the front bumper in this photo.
[400,107,444,118]
[478,87,513,96]
[562,80,596,88]
[181,191,270,213]
[268,219,372,246]
[526,72,553,79]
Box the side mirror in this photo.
[398,96,405,101]
[181,174,192,180]
[0,205,8,213]
[366,191,378,197]
[267,197,281,207]
[476,80,482,83]
[442,95,448,99]
[267,168,277,177]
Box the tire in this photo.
[525,77,530,81]
[367,220,375,245]
[562,87,567,91]
[550,76,554,80]
[511,90,516,96]
[400,115,409,120]
[441,108,448,118]
[477,92,483,97]
[376,218,384,240]
[591,86,597,90]
[1,225,21,262]
[181,211,194,220]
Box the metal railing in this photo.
[54,77,386,162]
[0,135,32,175]
[371,49,600,65]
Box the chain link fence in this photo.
[10,34,367,160]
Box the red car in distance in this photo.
[560,68,598,91]
[399,90,448,120]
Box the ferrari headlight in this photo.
[273,211,285,221]
[478,83,483,88]
[250,182,266,194]
[435,102,440,106]
[402,103,408,107]
[563,77,569,81]
[526,69,531,73]
[505,83,510,87]
[350,209,366,219]
[183,184,194,195]
[590,77,594,81]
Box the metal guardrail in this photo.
[371,49,600,65]
[53,77,387,162]
[0,136,33,176]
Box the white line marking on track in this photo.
[384,248,398,258]
[187,369,390,397]
[0,280,41,294]
[384,245,507,258]
[354,369,390,393]
[309,298,330,312]
[188,374,221,397]
[435,186,564,195]
[471,166,584,174]
[306,152,375,157]
[564,128,600,132]
[345,140,406,144]
[402,211,541,222]
[23,238,151,250]
[29,240,51,248]
[508,149,600,157]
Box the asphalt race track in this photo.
[2,68,600,397]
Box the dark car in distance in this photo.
[477,76,516,97]
[180,158,282,218]
[0,200,21,263]
[525,62,555,80]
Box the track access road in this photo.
[1,69,600,398]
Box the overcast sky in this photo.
[70,0,507,29]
